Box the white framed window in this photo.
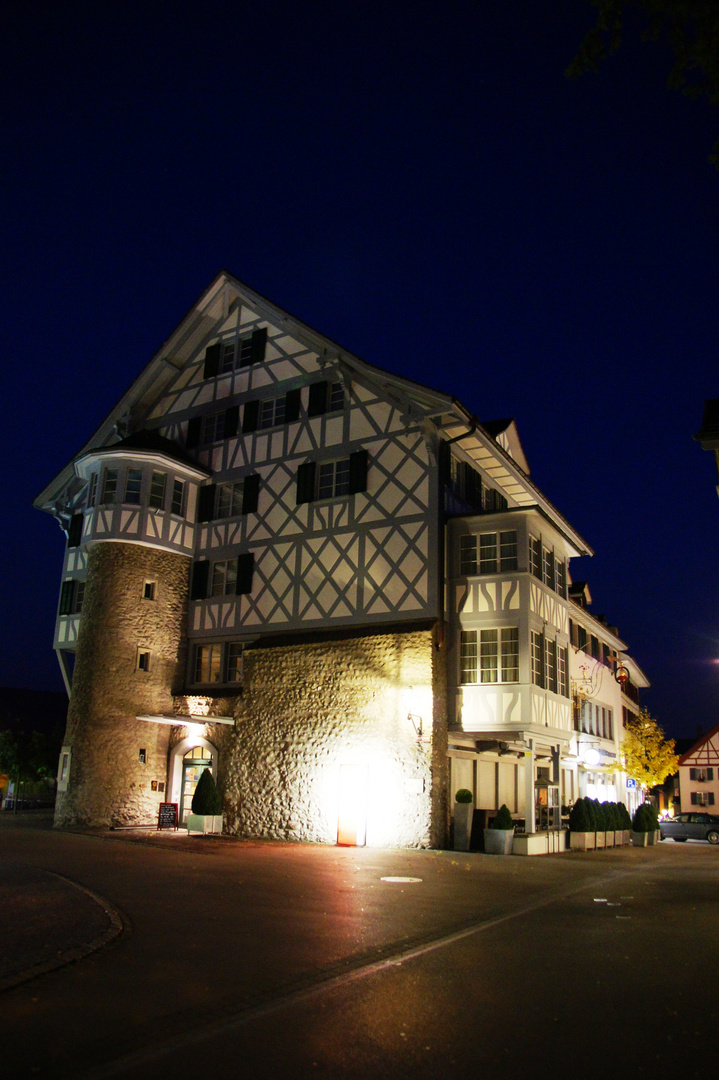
[193,641,245,685]
[460,628,519,684]
[259,395,287,430]
[149,471,166,509]
[203,412,226,444]
[555,560,566,598]
[318,458,351,499]
[211,560,238,597]
[101,468,118,504]
[542,548,555,590]
[87,473,98,508]
[531,631,544,687]
[545,639,557,693]
[459,535,477,575]
[124,469,142,504]
[468,531,518,575]
[690,767,714,782]
[691,791,715,806]
[529,536,542,579]
[558,646,566,697]
[59,579,84,616]
[216,480,245,518]
[171,479,185,516]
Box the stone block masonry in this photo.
[55,542,191,827]
[218,625,448,848]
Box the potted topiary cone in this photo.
[631,803,651,847]
[187,768,223,835]
[484,803,515,855]
[569,797,595,851]
[453,789,474,851]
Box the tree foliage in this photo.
[568,1,719,164]
[612,707,679,788]
[0,729,59,785]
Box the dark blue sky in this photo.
[3,1,718,739]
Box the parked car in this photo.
[659,812,719,844]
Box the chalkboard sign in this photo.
[157,802,178,830]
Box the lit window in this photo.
[194,644,223,683]
[460,628,519,684]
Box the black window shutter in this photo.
[250,327,268,365]
[224,404,239,438]
[59,580,74,615]
[67,513,83,548]
[235,553,255,595]
[203,343,221,379]
[242,399,260,433]
[241,473,260,514]
[190,561,210,601]
[348,449,368,494]
[307,381,328,418]
[284,388,301,423]
[197,485,216,523]
[438,440,450,483]
[186,416,202,449]
[296,461,317,504]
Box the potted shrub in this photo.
[631,802,652,846]
[592,799,606,848]
[453,788,474,851]
[602,801,615,847]
[645,802,660,845]
[484,803,515,855]
[569,797,595,851]
[617,802,632,845]
[186,768,223,835]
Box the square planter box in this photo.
[187,814,223,835]
[570,831,595,851]
[484,828,514,855]
[453,803,473,851]
[604,831,615,848]
[595,831,606,849]
[631,831,649,847]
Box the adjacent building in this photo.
[676,724,719,813]
[35,271,646,847]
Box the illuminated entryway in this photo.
[181,746,213,824]
[167,735,218,824]
[337,764,368,846]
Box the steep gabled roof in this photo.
[33,270,592,556]
[678,721,719,765]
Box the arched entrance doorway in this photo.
[181,745,213,824]
[168,736,218,824]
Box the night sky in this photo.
[3,2,718,740]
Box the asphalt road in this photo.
[1,819,717,1079]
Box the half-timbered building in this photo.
[36,271,638,847]
[677,723,719,813]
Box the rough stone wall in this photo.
[55,542,190,827]
[220,627,447,848]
